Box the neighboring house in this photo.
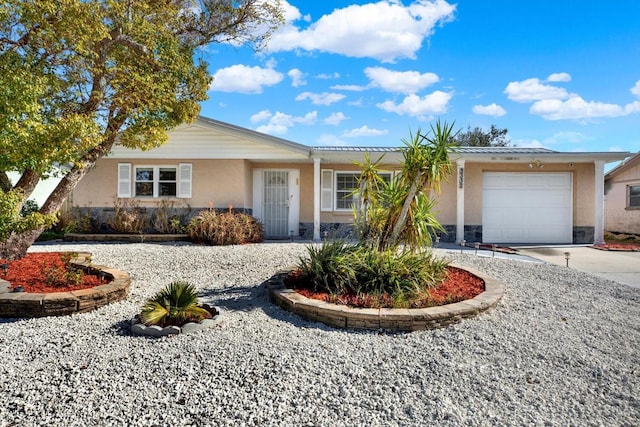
[605,152,640,235]
[70,116,629,244]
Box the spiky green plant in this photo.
[140,281,210,327]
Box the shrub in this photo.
[20,199,39,217]
[59,205,98,234]
[108,198,147,234]
[151,199,190,234]
[140,281,211,327]
[296,242,448,307]
[0,189,56,241]
[187,208,263,245]
[296,240,357,293]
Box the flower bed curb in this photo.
[0,252,131,318]
[266,264,504,331]
[129,307,224,337]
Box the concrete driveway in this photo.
[516,246,640,289]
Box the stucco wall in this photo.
[71,158,250,210]
[605,161,640,234]
[450,162,595,227]
[72,158,599,231]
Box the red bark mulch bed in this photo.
[593,242,640,251]
[0,252,108,293]
[285,266,484,309]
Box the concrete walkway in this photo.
[438,242,640,290]
[516,246,640,289]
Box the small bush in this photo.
[152,199,189,234]
[108,198,147,234]
[296,240,357,294]
[295,242,448,307]
[20,199,39,217]
[140,281,211,327]
[59,206,98,234]
[187,208,263,245]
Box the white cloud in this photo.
[255,111,318,135]
[255,123,289,135]
[608,146,623,152]
[331,84,369,92]
[543,131,589,144]
[210,64,283,94]
[377,91,453,117]
[530,97,640,120]
[268,0,456,62]
[295,92,346,106]
[512,139,548,149]
[547,72,572,82]
[506,75,640,121]
[288,68,307,87]
[317,72,340,79]
[343,126,388,138]
[324,112,349,125]
[365,67,439,94]
[316,133,347,146]
[504,78,571,102]
[250,109,272,123]
[472,103,506,117]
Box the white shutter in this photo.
[321,169,333,211]
[117,163,131,198]
[178,163,192,198]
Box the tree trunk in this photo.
[14,169,41,201]
[0,228,45,261]
[387,177,421,250]
[0,172,12,193]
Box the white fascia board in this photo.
[450,151,632,164]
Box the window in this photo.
[629,185,640,208]
[334,171,392,211]
[335,173,359,210]
[135,166,177,197]
[118,163,191,199]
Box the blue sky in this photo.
[198,0,640,155]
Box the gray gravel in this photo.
[0,242,638,427]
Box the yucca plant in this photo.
[140,281,211,327]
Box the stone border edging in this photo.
[0,252,131,318]
[267,263,504,331]
[64,233,189,243]
[130,307,224,337]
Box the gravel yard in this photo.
[1,242,638,427]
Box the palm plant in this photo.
[140,281,211,327]
[353,120,456,252]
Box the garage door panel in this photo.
[482,172,572,244]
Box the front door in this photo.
[263,170,289,238]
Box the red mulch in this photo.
[285,266,484,309]
[593,242,640,252]
[0,252,106,293]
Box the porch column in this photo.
[313,157,321,241]
[594,160,605,245]
[456,159,465,243]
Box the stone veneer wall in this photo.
[300,223,595,244]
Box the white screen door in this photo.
[263,170,289,237]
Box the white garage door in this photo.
[482,172,572,244]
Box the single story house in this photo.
[605,152,640,235]
[70,116,630,244]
